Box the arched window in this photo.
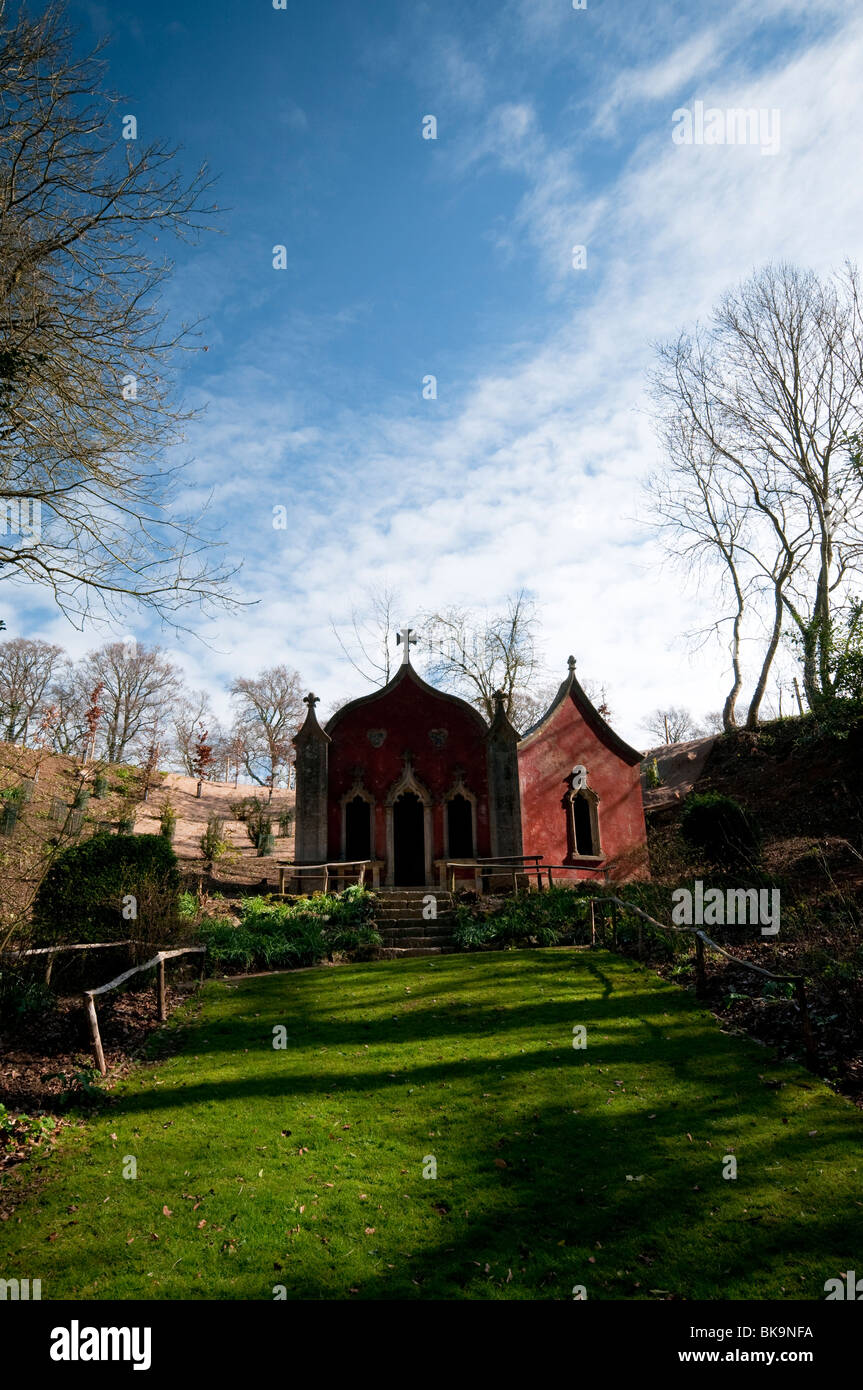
[566,779,601,859]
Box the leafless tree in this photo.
[0,0,241,626]
[172,688,217,775]
[649,262,863,721]
[331,584,401,686]
[45,657,88,755]
[212,721,254,786]
[419,590,542,723]
[77,641,181,763]
[230,664,304,796]
[643,706,705,745]
[0,636,63,742]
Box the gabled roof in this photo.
[519,656,643,767]
[323,656,490,736]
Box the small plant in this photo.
[278,807,295,836]
[0,1103,57,1149]
[245,803,274,852]
[159,799,177,842]
[200,815,230,864]
[645,757,664,789]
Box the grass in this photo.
[1,949,861,1300]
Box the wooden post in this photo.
[547,867,553,891]
[44,950,55,985]
[85,994,106,1076]
[323,865,329,894]
[589,898,596,946]
[512,870,518,896]
[694,934,707,996]
[279,865,286,894]
[795,979,817,1069]
[793,677,805,716]
[157,955,166,1021]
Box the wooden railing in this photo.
[585,894,817,1068]
[84,945,206,1075]
[277,859,375,894]
[1,938,141,984]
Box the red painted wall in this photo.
[518,689,648,881]
[325,666,492,862]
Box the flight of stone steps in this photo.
[372,888,457,957]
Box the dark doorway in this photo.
[345,796,372,862]
[447,793,474,858]
[572,793,596,856]
[393,792,425,885]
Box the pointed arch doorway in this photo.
[385,759,433,886]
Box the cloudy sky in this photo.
[11,0,863,746]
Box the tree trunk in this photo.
[746,583,784,728]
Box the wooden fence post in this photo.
[694,934,707,996]
[157,955,166,1021]
[85,994,106,1075]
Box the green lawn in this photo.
[2,949,861,1300]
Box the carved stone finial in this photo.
[567,655,576,674]
[396,627,418,666]
[304,692,319,708]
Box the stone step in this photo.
[374,910,455,923]
[378,945,452,958]
[377,928,453,939]
[380,936,453,948]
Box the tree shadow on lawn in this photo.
[7,950,861,1300]
[12,1086,858,1302]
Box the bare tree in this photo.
[172,688,216,775]
[77,641,181,763]
[213,721,253,787]
[420,591,541,723]
[0,0,240,625]
[230,664,304,797]
[649,262,863,721]
[0,636,62,742]
[331,584,401,686]
[643,706,704,745]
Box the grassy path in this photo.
[1,950,860,1299]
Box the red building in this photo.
[292,648,647,887]
[517,656,648,882]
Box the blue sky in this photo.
[13,0,863,743]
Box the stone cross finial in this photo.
[396,627,418,665]
[304,692,319,709]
